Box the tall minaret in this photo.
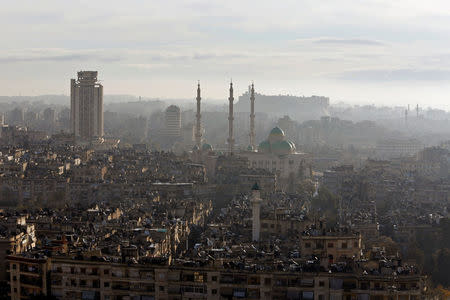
[227,81,235,155]
[250,183,262,242]
[249,83,256,150]
[195,82,202,149]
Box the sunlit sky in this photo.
[1,0,450,108]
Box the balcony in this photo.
[20,275,42,287]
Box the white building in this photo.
[240,127,311,191]
[164,105,181,137]
[375,138,424,159]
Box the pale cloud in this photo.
[0,0,450,107]
[338,69,450,81]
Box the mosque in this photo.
[191,81,311,192]
[240,126,311,191]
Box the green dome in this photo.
[268,126,285,143]
[270,126,284,136]
[202,143,213,151]
[247,145,254,151]
[258,140,270,153]
[287,140,296,151]
[192,145,199,151]
[271,140,294,155]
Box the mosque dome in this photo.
[287,140,296,151]
[258,140,271,153]
[271,140,295,155]
[268,126,285,143]
[257,127,296,155]
[202,143,213,151]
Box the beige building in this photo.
[6,255,426,300]
[240,127,311,192]
[70,71,104,140]
[7,255,49,299]
[301,233,362,265]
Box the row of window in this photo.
[303,241,359,249]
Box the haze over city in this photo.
[2,0,450,108]
[2,1,450,299]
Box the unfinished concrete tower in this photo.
[70,71,103,140]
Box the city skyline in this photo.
[2,1,450,108]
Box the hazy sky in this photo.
[1,0,450,108]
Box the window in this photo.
[341,242,347,249]
[12,264,16,270]
[319,295,325,300]
[194,272,204,282]
[80,268,86,274]
[14,288,17,293]
[104,269,109,275]
[264,278,271,286]
[93,280,100,288]
[328,243,334,248]
[212,289,217,295]
[305,242,311,248]
[319,281,325,287]
[13,276,17,281]
[104,282,110,288]
[211,276,217,282]
[159,286,165,291]
[354,241,358,248]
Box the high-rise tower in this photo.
[70,71,103,140]
[165,105,181,137]
[250,183,262,242]
[227,81,235,155]
[249,83,256,150]
[195,82,202,149]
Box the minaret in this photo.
[250,183,262,242]
[249,83,256,150]
[227,81,235,155]
[195,82,202,149]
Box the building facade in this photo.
[6,255,426,300]
[70,71,104,140]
